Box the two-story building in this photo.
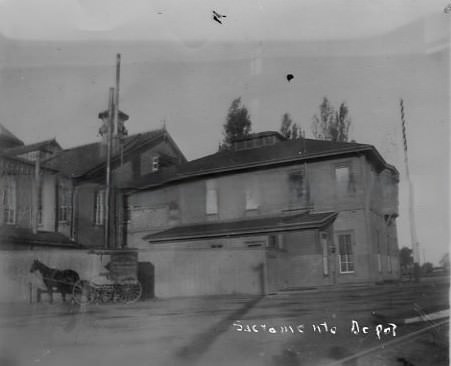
[0,125,78,249]
[44,124,186,248]
[0,119,186,250]
[126,131,400,297]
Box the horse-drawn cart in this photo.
[72,249,142,305]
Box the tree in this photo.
[421,262,433,274]
[280,113,293,139]
[219,97,252,151]
[311,97,351,142]
[280,113,302,140]
[439,253,450,272]
[399,246,414,273]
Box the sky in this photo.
[0,0,449,264]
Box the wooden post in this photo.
[32,152,40,234]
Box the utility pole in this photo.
[400,99,420,280]
[104,88,114,249]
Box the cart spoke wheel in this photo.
[72,280,95,305]
[99,286,114,303]
[119,282,142,304]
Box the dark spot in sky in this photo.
[286,74,294,82]
[212,10,226,24]
[444,4,451,13]
[157,11,163,15]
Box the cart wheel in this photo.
[99,286,114,304]
[119,282,142,304]
[72,280,95,305]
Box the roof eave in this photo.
[133,146,375,191]
[145,213,337,243]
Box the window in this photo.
[338,233,354,273]
[335,165,355,196]
[264,136,274,145]
[376,230,382,273]
[320,232,329,276]
[206,179,218,215]
[245,140,253,149]
[37,181,43,226]
[266,235,283,250]
[245,177,259,210]
[246,241,263,248]
[94,190,105,225]
[2,176,16,225]
[58,183,72,223]
[289,170,305,201]
[267,235,277,249]
[152,156,160,172]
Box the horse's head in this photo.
[30,259,40,273]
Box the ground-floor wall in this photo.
[138,245,266,298]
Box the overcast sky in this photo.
[0,0,449,264]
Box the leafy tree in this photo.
[219,97,252,151]
[280,113,293,139]
[399,246,413,272]
[421,262,433,274]
[439,253,450,272]
[312,97,351,142]
[280,113,302,140]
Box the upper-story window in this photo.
[94,189,105,225]
[152,156,160,172]
[288,170,306,202]
[335,164,355,196]
[245,177,259,210]
[2,176,16,225]
[37,181,43,226]
[206,179,218,215]
[58,182,72,223]
[338,232,354,273]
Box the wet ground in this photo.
[0,277,448,366]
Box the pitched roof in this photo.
[130,137,398,191]
[0,151,58,173]
[144,212,337,243]
[44,129,168,178]
[0,226,83,249]
[0,123,24,149]
[4,138,62,156]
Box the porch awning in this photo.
[0,226,83,249]
[143,211,337,243]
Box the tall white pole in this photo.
[400,99,420,264]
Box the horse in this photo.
[30,259,80,303]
